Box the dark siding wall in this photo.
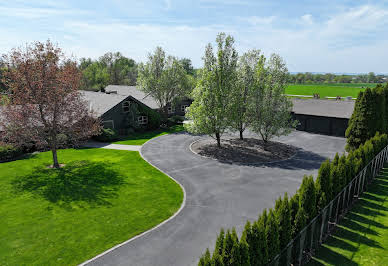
[292,113,348,137]
[167,99,193,117]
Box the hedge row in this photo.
[0,142,23,162]
[198,132,388,266]
[346,83,388,151]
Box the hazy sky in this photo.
[1,0,388,73]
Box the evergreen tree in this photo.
[289,193,300,234]
[199,249,212,266]
[292,207,307,237]
[275,193,292,249]
[211,253,224,266]
[265,209,280,262]
[299,175,316,222]
[215,228,225,256]
[239,238,250,266]
[315,159,332,208]
[257,214,268,264]
[346,88,376,150]
[373,85,386,133]
[242,221,258,266]
[222,230,235,266]
[338,154,348,190]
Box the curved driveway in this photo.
[89,131,346,266]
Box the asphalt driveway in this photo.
[88,131,346,266]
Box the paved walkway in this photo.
[82,141,142,151]
[86,131,347,266]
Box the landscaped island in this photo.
[0,148,183,265]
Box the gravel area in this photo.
[191,137,298,165]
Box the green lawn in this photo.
[309,166,388,265]
[0,148,183,265]
[285,83,379,98]
[113,124,185,145]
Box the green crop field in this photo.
[285,83,380,98]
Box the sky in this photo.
[1,0,388,73]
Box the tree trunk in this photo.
[263,139,268,151]
[52,148,60,168]
[215,132,221,148]
[239,129,244,140]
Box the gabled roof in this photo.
[105,85,159,109]
[291,99,354,119]
[81,91,128,117]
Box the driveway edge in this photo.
[79,135,187,266]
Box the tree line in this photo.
[288,72,386,84]
[78,51,196,91]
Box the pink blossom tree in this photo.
[0,40,101,168]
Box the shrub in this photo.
[256,214,268,264]
[168,115,185,126]
[0,143,23,162]
[292,207,306,237]
[265,209,280,262]
[299,175,316,222]
[198,249,211,266]
[315,159,332,207]
[93,128,119,142]
[275,193,291,249]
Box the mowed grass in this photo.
[309,166,388,265]
[0,148,183,265]
[113,124,185,145]
[285,83,379,98]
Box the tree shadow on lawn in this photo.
[12,160,125,208]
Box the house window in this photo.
[102,120,114,129]
[167,106,174,114]
[181,105,189,113]
[138,116,148,125]
[122,101,130,113]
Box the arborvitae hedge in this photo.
[299,175,316,222]
[198,132,388,265]
[275,193,291,249]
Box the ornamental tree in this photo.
[185,33,238,147]
[0,40,101,168]
[249,53,297,149]
[137,46,190,118]
[229,49,261,140]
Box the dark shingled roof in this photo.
[291,98,354,119]
[81,85,160,117]
[105,85,159,109]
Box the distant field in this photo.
[285,83,379,98]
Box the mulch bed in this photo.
[191,137,298,164]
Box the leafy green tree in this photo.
[81,61,110,91]
[265,209,280,262]
[185,33,238,147]
[229,49,261,139]
[275,193,292,249]
[179,58,195,75]
[299,175,316,222]
[137,47,190,118]
[249,54,297,149]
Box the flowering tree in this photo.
[0,40,101,168]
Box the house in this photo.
[82,85,191,134]
[291,98,355,137]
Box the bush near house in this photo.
[93,128,119,142]
[198,132,388,265]
[0,142,23,162]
